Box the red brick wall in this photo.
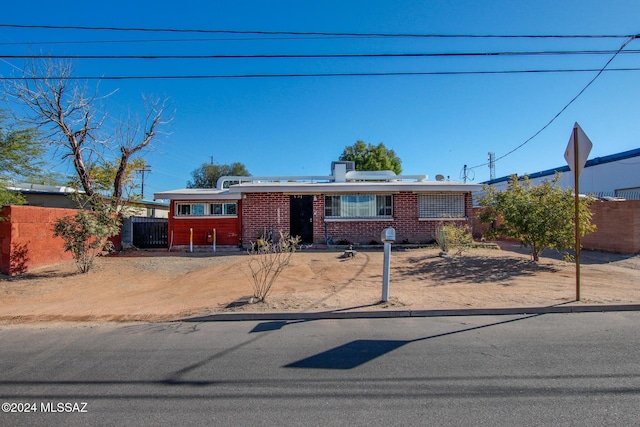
[0,205,76,275]
[167,200,241,246]
[324,192,472,244]
[472,200,640,254]
[241,191,473,245]
[241,193,290,243]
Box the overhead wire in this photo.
[467,35,639,173]
[2,49,640,60]
[2,68,639,80]
[0,23,634,39]
[2,24,639,169]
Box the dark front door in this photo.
[290,195,314,243]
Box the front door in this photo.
[290,195,314,243]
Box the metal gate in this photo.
[131,217,168,248]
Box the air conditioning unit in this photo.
[331,161,355,174]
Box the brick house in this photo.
[154,162,482,249]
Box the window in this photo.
[418,193,465,218]
[176,203,205,216]
[325,195,392,218]
[175,202,237,217]
[210,203,237,216]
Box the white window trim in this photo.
[174,201,238,219]
[325,217,394,222]
[324,194,393,220]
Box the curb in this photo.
[181,304,640,322]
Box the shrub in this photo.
[53,206,121,273]
[247,232,301,302]
[435,223,473,255]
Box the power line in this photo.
[467,35,639,172]
[0,36,342,46]
[3,49,640,60]
[0,23,634,39]
[2,67,639,81]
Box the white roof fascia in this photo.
[217,175,334,190]
[226,181,482,194]
[153,189,241,200]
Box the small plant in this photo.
[435,223,473,256]
[53,205,121,273]
[247,231,301,303]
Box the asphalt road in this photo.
[1,312,639,426]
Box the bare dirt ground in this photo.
[1,242,639,323]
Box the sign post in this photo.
[380,227,396,302]
[564,122,593,301]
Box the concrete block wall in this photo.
[0,205,76,275]
[472,200,640,254]
[582,200,640,253]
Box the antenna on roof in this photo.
[488,152,496,180]
[435,174,445,182]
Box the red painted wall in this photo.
[0,205,76,275]
[167,200,241,247]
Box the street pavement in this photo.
[1,312,639,426]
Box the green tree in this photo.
[339,140,402,174]
[187,162,250,188]
[0,113,45,206]
[477,174,596,262]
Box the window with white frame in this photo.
[175,202,238,217]
[324,195,392,218]
[210,203,237,216]
[418,193,465,219]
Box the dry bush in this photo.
[247,232,301,302]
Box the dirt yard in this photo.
[1,242,639,322]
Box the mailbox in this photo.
[381,227,396,243]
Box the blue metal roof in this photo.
[483,147,640,185]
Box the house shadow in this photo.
[284,313,541,370]
[395,254,558,286]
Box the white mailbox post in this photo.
[380,227,395,302]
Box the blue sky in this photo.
[1,0,639,197]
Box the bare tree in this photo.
[4,59,169,209]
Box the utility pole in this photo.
[463,165,467,183]
[136,166,152,199]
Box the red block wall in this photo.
[0,205,76,275]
